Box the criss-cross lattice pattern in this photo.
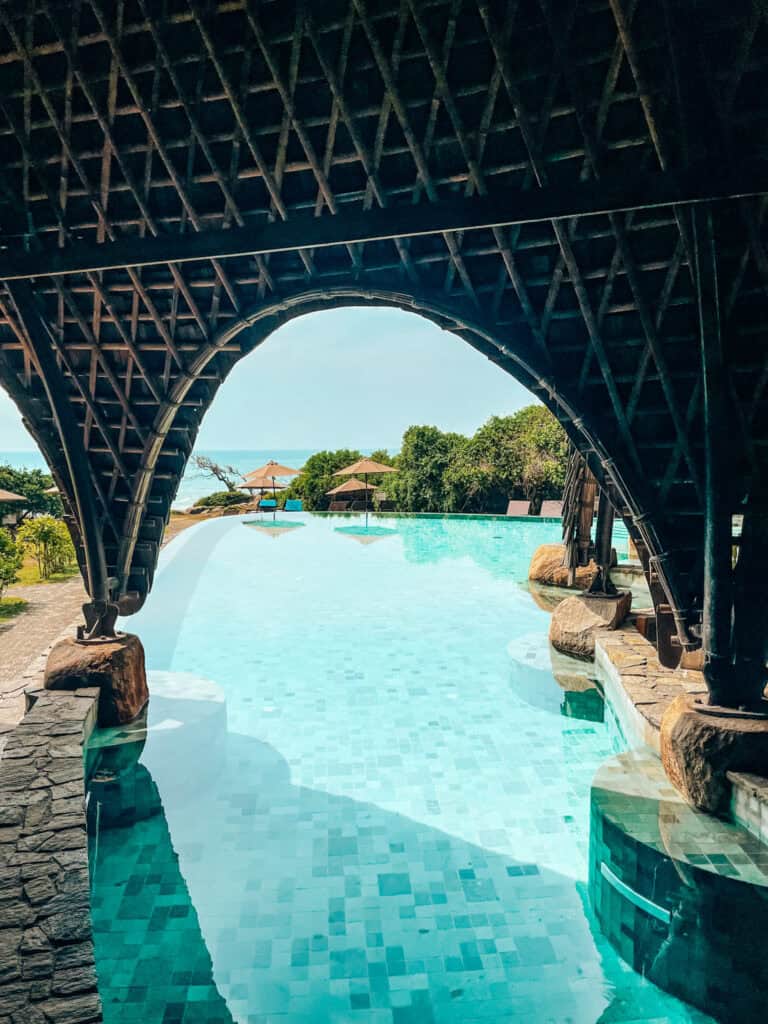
[0,0,766,641]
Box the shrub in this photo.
[0,528,22,598]
[193,490,250,509]
[0,464,62,520]
[17,516,76,580]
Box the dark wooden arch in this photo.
[0,0,765,702]
[170,282,689,625]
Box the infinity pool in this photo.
[87,514,709,1023]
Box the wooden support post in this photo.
[577,469,598,568]
[592,492,616,595]
[693,205,734,705]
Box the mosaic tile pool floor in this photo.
[88,514,712,1023]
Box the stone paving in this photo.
[0,578,87,737]
[0,686,101,1024]
[0,513,199,740]
[596,622,707,749]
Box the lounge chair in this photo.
[540,500,563,518]
[328,501,350,512]
[506,499,531,516]
[284,499,303,512]
[258,498,277,512]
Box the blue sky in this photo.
[0,307,534,452]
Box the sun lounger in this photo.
[284,499,303,512]
[540,500,563,518]
[328,501,350,512]
[506,499,531,516]
[258,499,277,511]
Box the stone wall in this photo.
[0,687,102,1024]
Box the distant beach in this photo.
[0,448,326,510]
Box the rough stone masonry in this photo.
[0,687,102,1024]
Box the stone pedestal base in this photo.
[45,633,149,727]
[548,590,632,659]
[661,694,768,814]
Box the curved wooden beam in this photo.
[7,281,111,618]
[0,163,766,283]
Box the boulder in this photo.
[660,694,768,814]
[528,543,599,590]
[548,591,632,659]
[44,634,148,727]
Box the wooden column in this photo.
[593,491,616,594]
[693,205,733,705]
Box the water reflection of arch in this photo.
[87,674,699,1024]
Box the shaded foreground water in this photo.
[87,515,711,1023]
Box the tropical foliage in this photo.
[0,464,62,521]
[444,406,568,514]
[280,448,399,511]
[0,528,22,598]
[390,426,464,513]
[16,516,76,580]
[275,405,567,513]
[193,490,249,509]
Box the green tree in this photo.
[414,406,568,514]
[17,516,76,580]
[191,455,243,493]
[511,405,568,511]
[283,450,362,510]
[0,528,22,598]
[391,426,464,512]
[0,464,62,523]
[442,440,501,513]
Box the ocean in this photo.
[0,448,332,510]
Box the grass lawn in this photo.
[14,552,79,587]
[0,596,28,620]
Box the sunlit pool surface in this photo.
[88,514,709,1023]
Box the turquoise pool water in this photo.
[87,514,708,1023]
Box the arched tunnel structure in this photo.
[0,0,766,705]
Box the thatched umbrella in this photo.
[0,488,28,528]
[243,460,299,518]
[326,477,377,498]
[241,474,287,503]
[333,458,396,524]
[0,488,27,503]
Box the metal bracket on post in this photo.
[77,601,120,642]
